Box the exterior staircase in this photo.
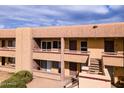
[88,58,103,75]
[63,74,79,88]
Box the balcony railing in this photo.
[33,48,61,53]
[64,49,90,55]
[102,52,124,57]
[33,48,90,55]
[0,47,15,51]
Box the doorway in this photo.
[46,61,52,72]
[2,40,5,47]
[69,62,77,76]
[69,40,77,50]
[104,40,114,52]
[2,57,5,65]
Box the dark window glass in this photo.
[58,41,61,48]
[53,41,58,48]
[104,40,114,52]
[42,42,46,49]
[2,40,5,47]
[52,61,59,68]
[53,41,61,49]
[8,40,15,47]
[69,40,77,50]
[47,42,51,49]
[81,41,87,51]
[41,61,47,69]
[8,57,15,64]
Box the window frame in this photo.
[104,39,115,52]
[80,41,88,52]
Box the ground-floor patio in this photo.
[27,76,62,88]
[0,71,12,82]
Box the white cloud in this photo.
[59,6,109,14]
[109,5,123,10]
[0,24,5,29]
[0,5,123,28]
[85,16,122,24]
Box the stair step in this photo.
[89,71,100,74]
[90,65,99,67]
[89,67,99,70]
[89,69,99,72]
[89,58,103,75]
[90,64,99,66]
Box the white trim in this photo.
[41,40,61,51]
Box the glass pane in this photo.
[58,41,61,48]
[104,40,114,52]
[47,42,51,49]
[42,42,46,49]
[41,61,47,70]
[81,41,87,51]
[53,41,58,48]
[52,61,59,68]
[8,40,13,47]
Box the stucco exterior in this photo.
[0,22,124,87]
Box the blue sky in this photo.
[0,5,124,28]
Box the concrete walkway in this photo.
[0,70,12,82]
[27,76,62,88]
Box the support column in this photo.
[61,37,65,81]
[16,28,32,73]
[114,77,118,84]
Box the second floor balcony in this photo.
[102,52,124,67]
[33,48,90,63]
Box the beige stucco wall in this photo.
[16,28,32,72]
[64,53,88,63]
[115,38,124,52]
[0,51,15,57]
[88,38,104,58]
[103,56,124,67]
[0,26,123,83]
[33,52,61,61]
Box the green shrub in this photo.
[0,70,33,88]
[0,80,26,88]
[13,70,33,83]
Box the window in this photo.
[53,41,61,49]
[41,41,51,50]
[41,61,47,71]
[47,42,51,49]
[2,40,5,47]
[8,57,15,64]
[42,42,46,49]
[104,40,114,52]
[52,61,59,68]
[81,41,87,51]
[8,40,15,47]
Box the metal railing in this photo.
[33,48,90,55]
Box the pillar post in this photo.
[16,28,32,73]
[61,37,65,81]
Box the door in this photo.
[69,62,77,76]
[2,40,5,47]
[47,42,51,50]
[2,57,5,65]
[47,61,52,72]
[104,40,114,52]
[69,40,77,50]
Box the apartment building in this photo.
[0,22,124,87]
